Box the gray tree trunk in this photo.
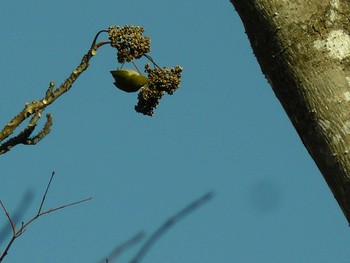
[230,0,350,224]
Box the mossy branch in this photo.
[0,33,104,155]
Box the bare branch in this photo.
[0,172,91,262]
[0,30,109,154]
[24,114,53,146]
[0,200,16,236]
[0,191,34,241]
[38,197,92,218]
[37,171,55,215]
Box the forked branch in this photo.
[0,172,91,262]
[0,31,106,155]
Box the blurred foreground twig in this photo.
[129,191,214,263]
[101,191,214,263]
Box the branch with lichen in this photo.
[0,25,183,155]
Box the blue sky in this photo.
[1,0,350,262]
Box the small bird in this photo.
[110,69,149,93]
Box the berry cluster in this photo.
[108,25,151,63]
[108,25,182,116]
[135,65,183,116]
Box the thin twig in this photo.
[0,200,16,235]
[0,191,34,241]
[144,54,162,69]
[90,30,109,51]
[0,172,92,262]
[39,197,92,216]
[129,192,214,263]
[45,81,55,97]
[37,171,55,215]
[132,61,143,75]
[23,197,92,229]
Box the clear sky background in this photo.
[1,0,350,262]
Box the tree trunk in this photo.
[230,0,350,224]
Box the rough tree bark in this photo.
[230,0,350,224]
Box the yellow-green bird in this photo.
[110,69,149,93]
